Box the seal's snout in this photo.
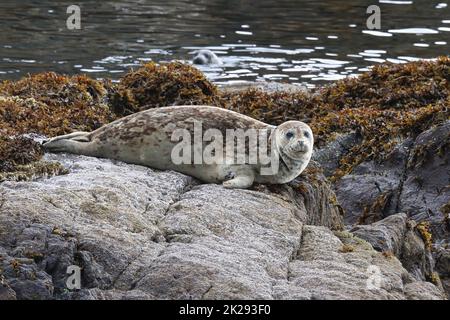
[193,56,206,65]
[192,49,222,65]
[289,139,308,153]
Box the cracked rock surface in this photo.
[0,153,445,300]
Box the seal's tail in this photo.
[42,131,93,155]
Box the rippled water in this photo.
[0,0,449,87]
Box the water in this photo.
[0,0,449,88]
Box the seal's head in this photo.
[192,50,222,65]
[274,121,314,165]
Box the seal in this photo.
[43,106,313,189]
[192,50,222,65]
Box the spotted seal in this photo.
[43,106,313,189]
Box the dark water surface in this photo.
[0,0,449,87]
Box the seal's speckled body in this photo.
[43,106,313,189]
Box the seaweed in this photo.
[0,73,115,179]
[428,271,442,287]
[339,244,355,253]
[109,61,219,116]
[220,58,449,180]
[0,161,68,183]
[0,136,43,172]
[382,251,395,259]
[358,190,393,225]
[319,57,450,111]
[220,88,316,125]
[1,58,449,182]
[0,72,115,137]
[308,58,450,180]
[416,221,433,250]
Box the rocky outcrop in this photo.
[434,247,450,295]
[351,214,409,256]
[0,153,445,300]
[401,122,450,238]
[350,213,436,283]
[312,132,362,177]
[333,121,450,241]
[323,122,450,297]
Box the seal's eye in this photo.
[286,131,294,139]
[303,131,310,138]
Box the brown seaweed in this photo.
[1,58,449,181]
[109,61,219,116]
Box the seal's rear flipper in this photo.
[43,131,91,154]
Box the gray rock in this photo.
[351,213,408,256]
[334,138,412,225]
[60,288,155,300]
[400,121,450,239]
[435,247,450,277]
[287,161,344,229]
[401,220,434,282]
[0,277,16,300]
[284,225,445,300]
[350,213,434,281]
[0,153,444,300]
[434,247,450,296]
[0,251,54,300]
[312,132,362,177]
[404,281,446,300]
[333,121,450,242]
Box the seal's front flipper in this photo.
[222,175,254,189]
[222,169,255,189]
[42,131,91,154]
